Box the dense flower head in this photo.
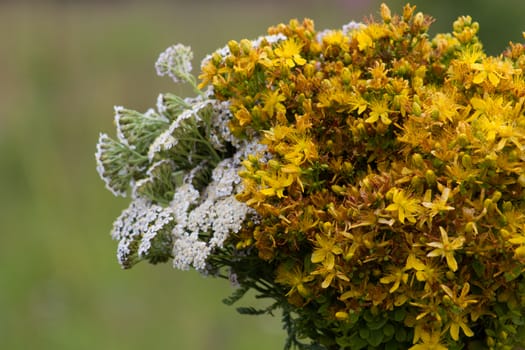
[97,3,525,350]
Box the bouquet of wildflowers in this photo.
[96,3,525,349]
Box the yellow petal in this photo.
[445,253,458,271]
[311,250,325,264]
[461,322,474,337]
[450,323,460,341]
[488,72,500,86]
[472,71,486,84]
[406,254,426,271]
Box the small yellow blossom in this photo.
[258,169,294,198]
[311,264,350,288]
[421,187,455,223]
[311,234,343,270]
[274,39,307,68]
[386,188,421,223]
[471,56,513,87]
[405,253,426,272]
[427,226,465,271]
[409,330,448,350]
[234,106,252,126]
[284,134,318,165]
[448,313,474,341]
[380,266,409,293]
[262,89,286,118]
[355,30,373,51]
[276,263,314,297]
[440,282,478,309]
[365,98,392,125]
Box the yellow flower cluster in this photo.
[201,3,525,349]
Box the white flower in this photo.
[342,21,364,35]
[155,44,193,84]
[112,197,174,268]
[251,33,287,48]
[172,232,211,271]
[170,183,200,225]
[208,196,253,249]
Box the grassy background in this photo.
[1,1,523,349]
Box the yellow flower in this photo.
[385,188,421,223]
[409,330,447,350]
[471,56,510,87]
[448,312,474,341]
[275,263,314,297]
[261,89,286,118]
[379,266,409,293]
[426,226,465,271]
[321,30,348,54]
[311,234,343,270]
[355,29,373,51]
[405,253,426,272]
[365,98,392,125]
[284,134,318,165]
[274,39,306,68]
[311,264,349,289]
[440,282,478,309]
[234,106,252,126]
[421,187,455,223]
[257,169,294,198]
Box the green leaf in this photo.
[236,306,269,315]
[367,329,384,347]
[383,322,395,337]
[222,285,250,305]
[359,327,370,340]
[385,339,400,350]
[395,327,407,342]
[392,308,406,322]
[342,332,368,350]
[367,317,388,330]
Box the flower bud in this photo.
[228,40,240,56]
[412,153,424,168]
[461,154,472,169]
[240,39,252,55]
[380,3,392,23]
[335,311,349,320]
[425,170,437,186]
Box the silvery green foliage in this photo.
[95,107,169,197]
[95,133,145,197]
[97,44,260,271]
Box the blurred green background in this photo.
[1,1,523,349]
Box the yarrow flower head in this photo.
[97,4,525,350]
[155,44,194,84]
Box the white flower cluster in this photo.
[155,44,193,84]
[170,144,260,272]
[98,43,268,273]
[341,21,364,35]
[112,197,174,268]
